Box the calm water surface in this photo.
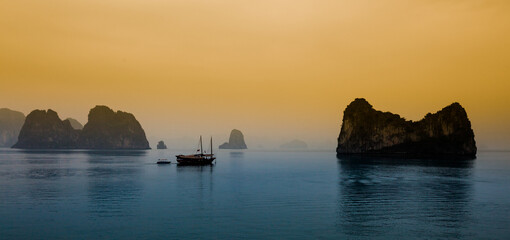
[0,149,509,239]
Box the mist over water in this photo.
[1,149,509,239]
[147,135,337,152]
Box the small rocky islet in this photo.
[12,106,150,150]
[336,98,477,158]
[157,140,167,149]
[219,129,247,149]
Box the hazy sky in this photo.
[1,0,509,149]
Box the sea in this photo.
[0,148,509,239]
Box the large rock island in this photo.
[219,129,247,149]
[337,98,476,157]
[77,106,150,149]
[12,106,150,149]
[12,110,80,149]
[0,108,25,147]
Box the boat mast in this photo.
[200,135,203,155]
[210,137,213,155]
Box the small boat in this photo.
[176,136,215,165]
[157,158,171,164]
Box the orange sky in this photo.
[1,0,509,149]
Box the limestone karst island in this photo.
[157,140,168,149]
[2,1,510,239]
[12,106,150,149]
[336,98,477,158]
[219,129,248,149]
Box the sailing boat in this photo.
[176,136,216,165]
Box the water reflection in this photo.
[83,150,149,157]
[176,164,214,206]
[337,156,474,238]
[17,149,82,155]
[229,151,244,159]
[337,155,475,168]
[22,153,78,201]
[176,164,215,173]
[86,153,143,217]
[227,151,245,169]
[26,168,75,180]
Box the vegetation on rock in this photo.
[337,98,477,157]
[77,106,150,149]
[12,110,80,149]
[12,106,150,150]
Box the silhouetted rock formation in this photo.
[78,106,150,149]
[280,139,308,149]
[157,140,167,149]
[13,106,150,150]
[219,129,247,149]
[65,118,83,130]
[0,108,25,147]
[12,110,80,149]
[337,98,477,157]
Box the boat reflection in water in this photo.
[336,155,475,238]
[176,164,214,173]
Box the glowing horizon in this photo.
[1,0,509,149]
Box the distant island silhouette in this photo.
[65,118,83,130]
[219,129,247,149]
[157,140,167,149]
[280,139,308,149]
[337,98,477,158]
[4,99,479,155]
[12,106,150,149]
[0,108,25,147]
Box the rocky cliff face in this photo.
[12,106,150,149]
[0,108,25,147]
[157,140,167,149]
[337,98,477,157]
[219,129,247,149]
[78,106,150,149]
[12,110,80,149]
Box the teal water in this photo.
[0,149,509,239]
